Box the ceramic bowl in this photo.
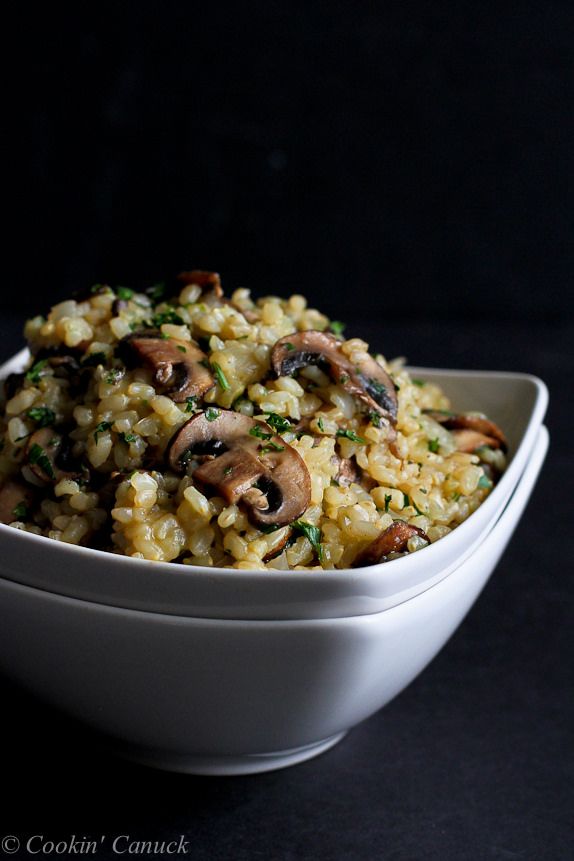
[0,352,549,620]
[0,425,548,775]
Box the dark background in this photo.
[1,4,573,860]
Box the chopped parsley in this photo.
[452,491,462,501]
[185,396,197,413]
[119,432,137,444]
[284,342,295,351]
[412,378,425,387]
[336,428,366,444]
[249,425,272,441]
[28,443,55,479]
[266,413,291,434]
[212,362,230,391]
[329,320,346,336]
[176,345,187,353]
[478,474,492,490]
[317,417,325,433]
[205,407,221,422]
[152,309,184,327]
[93,421,112,442]
[368,378,388,397]
[403,492,411,509]
[27,407,56,427]
[339,374,349,384]
[223,466,233,476]
[369,411,382,428]
[116,286,134,300]
[260,442,285,454]
[12,501,29,519]
[25,359,49,383]
[428,438,440,453]
[384,494,392,513]
[105,369,123,385]
[292,520,324,563]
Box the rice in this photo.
[0,273,507,570]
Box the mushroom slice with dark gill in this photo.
[423,411,508,452]
[0,479,35,524]
[167,410,311,528]
[351,521,430,568]
[121,333,214,403]
[271,331,398,422]
[22,428,83,486]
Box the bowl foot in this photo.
[116,732,347,776]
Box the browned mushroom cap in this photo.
[271,331,398,422]
[121,333,214,403]
[166,410,311,528]
[0,479,35,524]
[177,270,223,301]
[351,521,430,568]
[424,411,507,452]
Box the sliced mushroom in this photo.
[424,411,507,452]
[271,331,398,422]
[167,410,311,527]
[121,333,214,402]
[351,521,430,568]
[261,527,294,563]
[450,428,501,453]
[22,428,85,486]
[0,479,35,524]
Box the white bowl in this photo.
[0,351,549,620]
[0,425,549,775]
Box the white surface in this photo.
[0,426,548,774]
[0,349,549,620]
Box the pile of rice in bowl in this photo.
[0,271,507,570]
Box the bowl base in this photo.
[115,732,347,776]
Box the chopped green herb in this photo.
[160,332,171,340]
[329,320,346,336]
[339,374,349,384]
[205,407,220,422]
[478,474,492,490]
[452,491,462,501]
[260,442,285,454]
[27,406,56,427]
[119,432,137,444]
[223,466,233,476]
[317,417,325,433]
[25,359,49,383]
[428,438,440,453]
[145,282,166,303]
[12,502,29,519]
[368,378,388,397]
[403,492,411,509]
[284,342,295,351]
[28,443,55,479]
[176,345,187,353]
[412,378,425,387]
[384,494,392,513]
[266,413,291,434]
[116,286,134,300]
[412,499,425,516]
[420,488,428,494]
[105,369,123,385]
[292,520,324,563]
[152,310,184,327]
[185,396,197,413]
[94,421,112,442]
[81,351,107,367]
[212,362,230,391]
[249,425,272,441]
[336,428,366,444]
[369,411,382,428]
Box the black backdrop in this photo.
[1,5,573,860]
[1,2,573,324]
